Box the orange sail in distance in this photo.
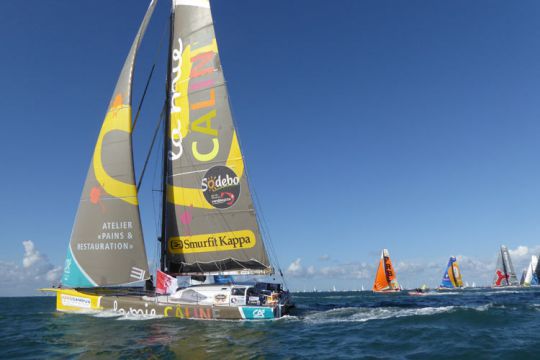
[373,249,401,292]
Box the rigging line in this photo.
[132,20,168,131]
[223,79,286,283]
[250,183,285,281]
[151,137,164,275]
[137,106,166,191]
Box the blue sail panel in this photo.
[439,258,455,288]
[62,247,96,288]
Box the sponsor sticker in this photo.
[201,166,240,209]
[214,294,228,303]
[60,294,92,309]
[168,230,256,254]
[241,307,274,320]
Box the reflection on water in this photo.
[3,289,540,359]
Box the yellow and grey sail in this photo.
[163,0,271,275]
[62,1,157,287]
[439,256,463,289]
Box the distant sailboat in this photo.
[438,256,463,290]
[361,284,365,291]
[522,255,539,287]
[372,249,400,293]
[492,245,519,287]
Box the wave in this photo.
[482,290,523,296]
[422,291,461,296]
[115,313,165,321]
[302,304,492,324]
[91,310,124,318]
[90,309,164,321]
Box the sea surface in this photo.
[1,288,540,359]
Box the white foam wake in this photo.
[303,304,491,324]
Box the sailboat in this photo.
[492,245,519,288]
[522,255,539,287]
[41,0,292,320]
[372,249,400,293]
[438,256,463,290]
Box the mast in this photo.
[160,5,175,273]
[501,247,509,286]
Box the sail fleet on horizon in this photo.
[368,245,539,293]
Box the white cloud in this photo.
[286,258,305,277]
[319,254,330,261]
[509,245,529,258]
[506,245,540,276]
[46,266,63,282]
[22,240,43,268]
[0,240,62,296]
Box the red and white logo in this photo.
[495,269,509,286]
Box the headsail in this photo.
[373,249,400,292]
[62,1,157,287]
[523,255,539,286]
[162,0,271,275]
[439,256,463,289]
[492,245,519,287]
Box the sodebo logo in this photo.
[201,166,241,209]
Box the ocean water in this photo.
[1,288,540,359]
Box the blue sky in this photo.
[2,0,540,294]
